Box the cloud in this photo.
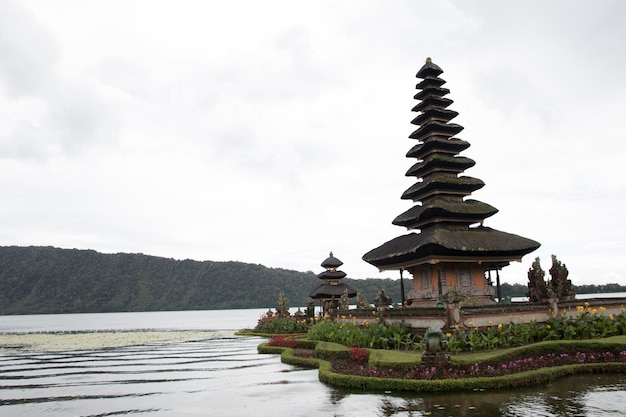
[0,0,625,288]
[0,1,123,160]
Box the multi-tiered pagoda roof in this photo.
[363,58,539,271]
[309,252,357,300]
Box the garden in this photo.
[254,303,626,391]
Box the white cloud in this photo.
[0,0,624,287]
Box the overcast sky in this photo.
[1,0,624,287]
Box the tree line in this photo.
[0,246,622,315]
[0,246,402,314]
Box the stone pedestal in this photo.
[422,351,450,367]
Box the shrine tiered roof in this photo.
[363,58,539,271]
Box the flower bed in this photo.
[260,336,626,392]
[338,348,626,380]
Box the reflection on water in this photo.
[1,310,625,416]
[359,374,626,416]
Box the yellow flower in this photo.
[577,305,585,313]
[488,320,494,326]
[599,306,606,313]
[591,308,597,315]
[468,321,475,327]
[497,323,503,330]
[446,333,452,338]
[610,314,615,320]
[584,302,590,307]
[519,316,525,322]
[546,324,551,330]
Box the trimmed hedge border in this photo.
[319,362,626,392]
[257,338,626,392]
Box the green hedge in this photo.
[319,362,626,392]
[451,337,626,366]
[314,341,350,360]
[258,336,626,392]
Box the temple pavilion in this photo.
[362,58,540,307]
[309,252,357,313]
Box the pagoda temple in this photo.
[309,252,357,313]
[362,58,540,307]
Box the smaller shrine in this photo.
[309,252,357,315]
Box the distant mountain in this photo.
[2,246,621,315]
[0,246,401,315]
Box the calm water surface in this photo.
[1,309,625,417]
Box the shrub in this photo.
[307,307,626,354]
[268,335,300,348]
[446,309,626,353]
[350,347,369,364]
[255,313,311,333]
[308,319,422,350]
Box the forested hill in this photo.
[0,246,402,315]
[2,246,623,315]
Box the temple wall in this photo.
[342,298,626,332]
[406,262,495,306]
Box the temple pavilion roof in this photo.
[320,252,343,269]
[309,282,357,299]
[363,225,540,270]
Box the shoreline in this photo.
[0,330,233,353]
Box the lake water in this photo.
[1,308,625,417]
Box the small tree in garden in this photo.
[527,257,548,302]
[374,289,392,309]
[356,291,370,309]
[305,299,315,318]
[339,289,350,310]
[276,292,289,317]
[549,254,574,301]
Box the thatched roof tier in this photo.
[405,154,475,178]
[401,174,484,201]
[393,198,498,229]
[318,270,347,280]
[309,282,357,300]
[409,121,463,141]
[414,86,451,101]
[406,137,470,158]
[411,107,458,125]
[416,76,446,89]
[412,96,453,113]
[320,252,343,268]
[362,226,540,271]
[416,57,443,78]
